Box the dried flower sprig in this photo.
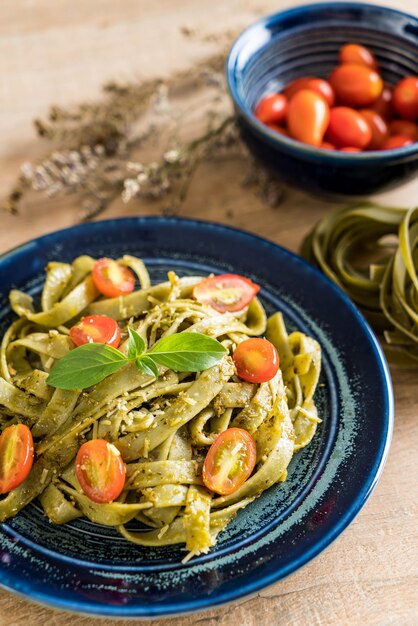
[3,45,284,220]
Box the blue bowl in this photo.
[226,2,418,197]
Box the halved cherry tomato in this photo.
[326,107,372,149]
[388,119,418,142]
[340,147,361,152]
[359,110,388,150]
[321,141,336,150]
[70,315,121,348]
[202,428,256,496]
[0,424,34,494]
[287,89,330,147]
[329,64,383,107]
[339,43,377,69]
[382,135,413,150]
[233,338,279,383]
[254,94,288,125]
[75,439,126,504]
[370,86,393,120]
[193,274,259,313]
[392,77,418,121]
[92,258,135,298]
[284,77,335,107]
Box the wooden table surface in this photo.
[0,1,417,624]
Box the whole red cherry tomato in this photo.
[392,77,418,121]
[329,64,383,107]
[370,86,393,120]
[284,77,335,107]
[287,89,330,147]
[326,107,372,149]
[339,43,378,69]
[254,94,288,125]
[388,120,418,142]
[233,338,279,383]
[359,110,388,150]
[382,135,413,150]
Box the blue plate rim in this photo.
[0,216,394,617]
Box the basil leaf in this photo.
[148,332,226,372]
[136,356,159,378]
[47,343,128,390]
[128,327,146,360]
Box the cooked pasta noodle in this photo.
[0,256,321,558]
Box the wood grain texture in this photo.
[0,1,417,624]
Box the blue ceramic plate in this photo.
[0,217,393,618]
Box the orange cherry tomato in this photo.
[0,424,34,494]
[254,94,288,125]
[388,119,418,142]
[339,43,378,69]
[370,86,393,120]
[340,147,361,152]
[75,439,126,504]
[326,107,372,149]
[202,428,256,496]
[329,64,383,107]
[287,89,330,147]
[233,338,279,383]
[193,274,259,313]
[70,315,121,348]
[392,77,418,121]
[321,141,336,150]
[382,135,413,150]
[92,258,135,298]
[359,110,388,150]
[284,77,335,107]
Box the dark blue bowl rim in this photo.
[0,216,394,618]
[226,1,418,162]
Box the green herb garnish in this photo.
[47,328,227,390]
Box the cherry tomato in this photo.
[326,107,372,149]
[321,141,336,150]
[284,77,335,107]
[70,315,121,348]
[382,135,413,150]
[339,43,377,69]
[202,428,256,496]
[254,94,288,125]
[329,64,383,107]
[340,147,361,152]
[388,120,418,142]
[287,89,330,147]
[370,86,393,120]
[75,439,126,504]
[0,424,34,494]
[92,258,135,298]
[193,274,259,313]
[392,77,418,121]
[266,123,289,137]
[233,338,279,383]
[359,109,388,150]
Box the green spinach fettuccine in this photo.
[301,202,418,367]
